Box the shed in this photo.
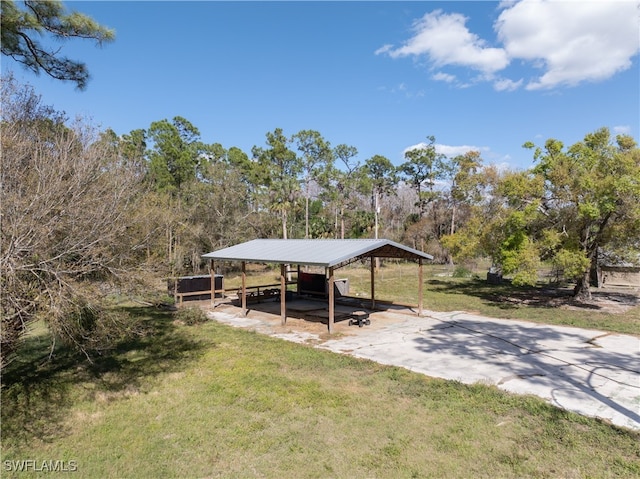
[598,266,640,288]
[202,239,433,333]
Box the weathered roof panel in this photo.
[202,239,433,267]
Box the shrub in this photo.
[174,307,208,326]
[453,266,473,278]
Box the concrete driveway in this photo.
[206,304,640,431]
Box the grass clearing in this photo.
[2,303,639,478]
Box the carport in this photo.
[202,239,433,333]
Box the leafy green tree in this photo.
[332,144,360,238]
[1,0,114,89]
[399,136,447,218]
[448,150,484,235]
[441,167,543,285]
[349,211,376,238]
[526,127,640,299]
[364,155,398,238]
[291,129,333,238]
[307,199,333,238]
[147,116,203,193]
[445,128,640,298]
[227,146,253,181]
[119,128,148,178]
[363,155,398,238]
[183,160,255,266]
[252,128,301,239]
[98,127,148,179]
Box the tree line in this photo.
[2,74,639,368]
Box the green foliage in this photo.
[450,150,484,204]
[452,265,473,278]
[252,128,302,238]
[292,129,334,238]
[450,128,640,297]
[350,210,376,238]
[532,127,640,296]
[502,240,540,287]
[400,135,448,216]
[441,213,484,262]
[1,0,114,89]
[364,154,398,200]
[552,249,591,282]
[147,116,204,193]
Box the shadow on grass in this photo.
[1,305,208,447]
[425,278,639,311]
[410,317,640,430]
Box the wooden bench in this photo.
[175,288,224,305]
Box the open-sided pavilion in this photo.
[202,239,433,333]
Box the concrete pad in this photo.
[207,305,640,431]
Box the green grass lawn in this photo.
[2,302,639,478]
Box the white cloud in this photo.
[436,144,489,157]
[385,82,425,98]
[432,72,456,83]
[375,44,393,56]
[378,0,640,91]
[493,77,523,92]
[613,125,632,135]
[381,10,509,75]
[496,0,640,90]
[404,142,489,157]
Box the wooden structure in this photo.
[170,274,224,305]
[202,239,433,333]
[598,265,640,288]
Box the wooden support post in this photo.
[418,258,424,317]
[328,266,335,334]
[370,257,376,310]
[296,264,301,295]
[280,263,286,325]
[174,274,179,305]
[241,261,247,316]
[210,260,215,308]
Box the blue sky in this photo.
[4,1,639,170]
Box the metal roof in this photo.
[202,239,433,268]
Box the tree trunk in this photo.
[574,242,595,300]
[305,194,309,238]
[450,203,456,235]
[282,209,288,240]
[573,268,592,301]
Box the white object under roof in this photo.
[202,239,433,268]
